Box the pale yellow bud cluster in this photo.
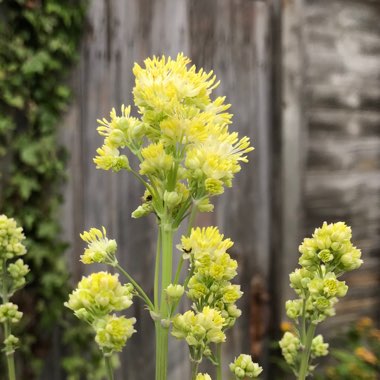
[281,222,363,377]
[180,227,242,328]
[0,303,22,324]
[279,332,300,367]
[299,221,362,274]
[66,272,136,355]
[0,215,29,356]
[229,354,263,379]
[0,215,26,261]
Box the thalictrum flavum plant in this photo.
[65,54,262,380]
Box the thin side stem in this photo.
[2,261,16,380]
[104,355,114,380]
[298,323,316,380]
[216,343,222,380]
[116,264,154,310]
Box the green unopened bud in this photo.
[161,319,171,328]
[318,249,333,263]
[165,284,184,301]
[279,332,300,366]
[164,191,182,208]
[229,354,262,379]
[285,299,302,320]
[311,334,329,357]
[131,203,153,218]
[0,303,22,324]
[4,334,19,354]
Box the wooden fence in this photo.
[59,0,380,379]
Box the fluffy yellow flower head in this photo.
[133,54,220,124]
[65,272,134,322]
[180,227,233,259]
[80,227,117,265]
[95,54,253,222]
[97,105,144,150]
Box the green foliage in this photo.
[0,0,103,378]
[316,317,380,380]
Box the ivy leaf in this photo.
[22,51,50,75]
[10,173,40,200]
[20,142,40,166]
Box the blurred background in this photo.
[0,0,379,379]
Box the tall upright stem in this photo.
[298,323,316,380]
[191,361,199,380]
[2,261,16,380]
[155,223,174,380]
[216,343,222,380]
[104,355,114,380]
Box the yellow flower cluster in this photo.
[171,306,225,362]
[65,272,133,321]
[94,54,253,226]
[66,272,136,355]
[80,227,118,265]
[179,227,242,328]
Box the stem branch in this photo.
[116,264,154,310]
[298,323,316,380]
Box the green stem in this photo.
[154,230,162,309]
[216,343,222,380]
[298,323,316,380]
[116,264,154,310]
[155,321,169,380]
[104,355,114,380]
[155,222,174,380]
[191,361,199,380]
[2,262,16,380]
[160,225,174,314]
[301,299,306,343]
